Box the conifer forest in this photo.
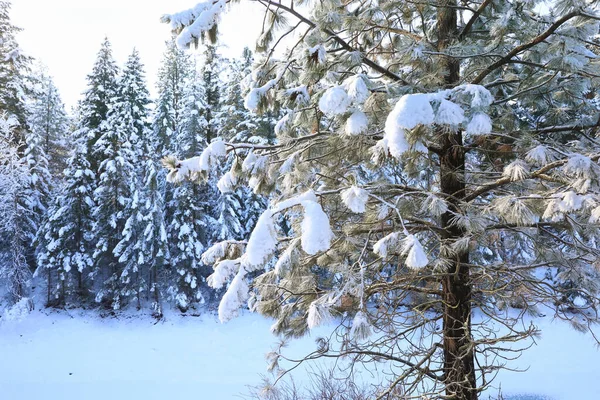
[2,0,600,399]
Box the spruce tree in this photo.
[27,67,71,177]
[166,2,600,398]
[201,44,222,144]
[0,115,31,306]
[35,136,95,306]
[139,144,170,317]
[152,38,191,157]
[78,38,119,173]
[110,49,153,309]
[167,62,215,312]
[0,1,30,141]
[92,50,141,310]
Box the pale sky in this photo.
[11,0,263,109]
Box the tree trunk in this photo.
[438,2,477,399]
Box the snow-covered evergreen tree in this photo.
[166,61,215,312]
[78,38,119,173]
[0,1,30,140]
[0,114,31,307]
[92,51,141,310]
[109,49,153,309]
[139,146,170,317]
[201,44,222,144]
[152,38,191,157]
[35,136,95,306]
[165,1,600,398]
[27,66,70,177]
[21,103,53,269]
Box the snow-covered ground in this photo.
[0,309,597,399]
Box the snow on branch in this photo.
[380,84,494,159]
[164,140,227,183]
[244,63,292,112]
[162,0,227,49]
[205,190,334,322]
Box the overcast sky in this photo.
[12,0,263,109]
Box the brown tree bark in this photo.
[438,1,477,399]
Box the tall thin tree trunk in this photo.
[438,2,477,399]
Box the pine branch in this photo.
[458,0,493,41]
[254,0,408,84]
[472,11,583,84]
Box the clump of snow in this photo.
[401,234,428,270]
[350,310,371,340]
[373,232,401,258]
[217,171,237,193]
[201,241,228,264]
[421,194,449,217]
[319,86,351,116]
[542,195,563,221]
[526,145,552,165]
[241,151,268,176]
[435,99,465,126]
[343,75,369,104]
[340,186,369,213]
[199,140,227,170]
[345,110,368,135]
[308,44,327,64]
[286,85,310,105]
[244,88,262,112]
[382,93,434,157]
[503,160,530,181]
[563,154,592,176]
[274,114,290,135]
[307,301,331,330]
[274,239,299,275]
[559,191,584,212]
[370,137,389,163]
[466,113,492,135]
[301,200,334,255]
[244,77,280,112]
[207,259,240,289]
[457,84,494,108]
[387,94,434,130]
[243,210,277,267]
[218,269,249,322]
[242,150,259,173]
[279,151,298,175]
[383,126,410,159]
[163,0,227,49]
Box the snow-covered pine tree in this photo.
[26,66,70,177]
[139,141,170,317]
[91,50,141,310]
[166,59,215,312]
[201,44,222,144]
[110,49,154,310]
[0,114,32,308]
[35,132,95,306]
[153,38,192,158]
[78,38,119,173]
[21,97,53,270]
[165,1,600,398]
[0,1,30,145]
